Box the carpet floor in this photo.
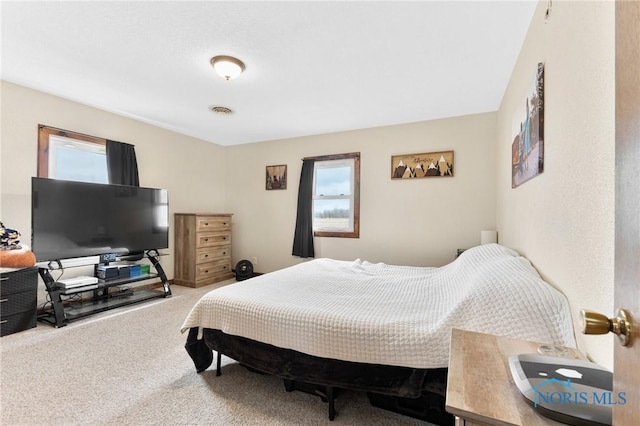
[1,281,433,425]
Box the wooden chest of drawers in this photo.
[1,267,38,337]
[174,213,233,287]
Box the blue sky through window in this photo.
[315,166,351,196]
[55,146,108,183]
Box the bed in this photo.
[182,244,576,423]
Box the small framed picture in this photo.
[266,165,287,190]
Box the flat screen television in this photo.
[31,177,169,262]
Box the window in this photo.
[38,125,108,183]
[312,152,360,238]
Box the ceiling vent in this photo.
[211,106,233,115]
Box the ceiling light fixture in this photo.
[210,55,245,80]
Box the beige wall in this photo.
[496,1,615,368]
[0,81,227,285]
[225,112,497,273]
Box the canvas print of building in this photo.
[512,62,544,188]
[391,151,454,179]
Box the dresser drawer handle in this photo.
[205,270,209,273]
[0,298,8,303]
[204,222,209,226]
[0,320,7,324]
[223,222,227,226]
[0,277,8,281]
[222,237,227,240]
[204,238,209,242]
[204,254,209,257]
[222,251,226,255]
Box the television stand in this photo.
[38,251,171,327]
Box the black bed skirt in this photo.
[185,327,448,398]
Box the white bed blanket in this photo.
[181,244,576,369]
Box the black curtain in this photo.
[292,159,315,258]
[106,140,140,186]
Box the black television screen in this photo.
[31,177,169,262]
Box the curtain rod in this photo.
[302,152,360,161]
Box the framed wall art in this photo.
[512,62,544,188]
[391,151,454,179]
[266,164,287,190]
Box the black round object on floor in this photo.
[234,259,254,281]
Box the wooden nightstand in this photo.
[445,329,585,426]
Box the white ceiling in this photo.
[1,1,537,146]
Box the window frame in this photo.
[37,124,107,179]
[308,152,360,239]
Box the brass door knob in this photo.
[580,308,633,346]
